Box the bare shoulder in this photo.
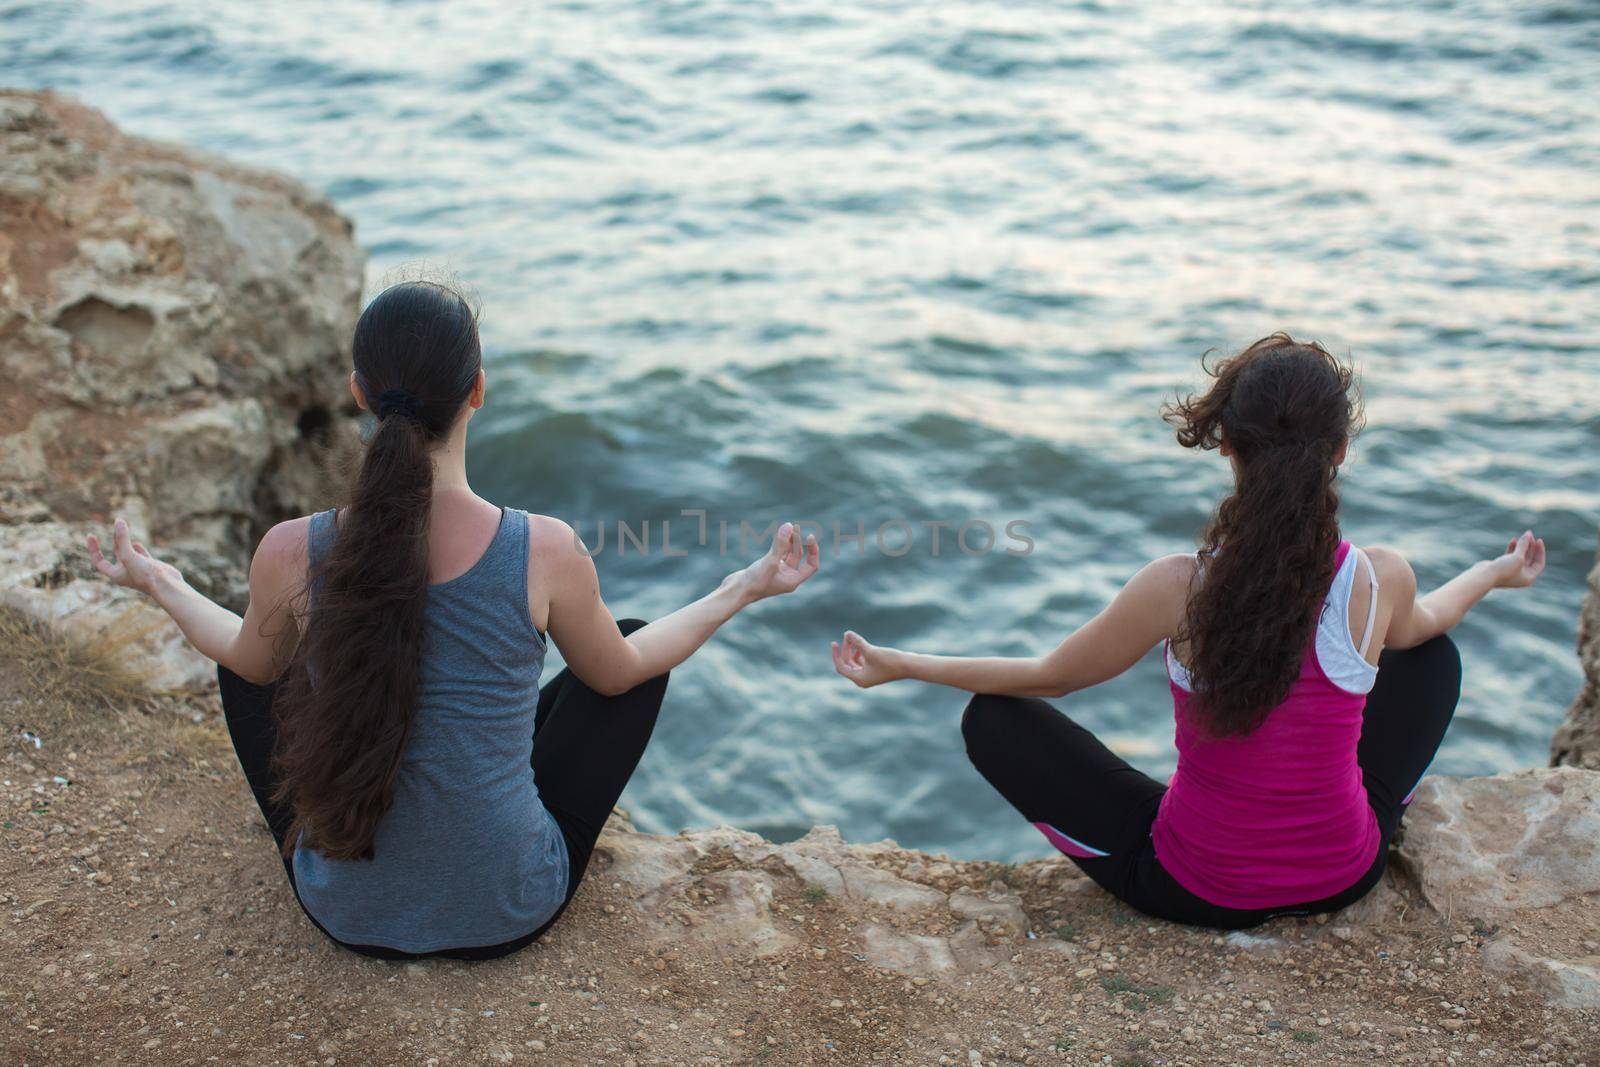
[1361,544,1416,589]
[1114,554,1197,634]
[1137,553,1200,595]
[525,512,579,556]
[524,513,596,582]
[252,516,312,572]
[247,516,313,605]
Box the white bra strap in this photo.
[1356,548,1381,658]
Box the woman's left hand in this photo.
[1490,530,1546,589]
[87,518,181,597]
[831,630,902,688]
[732,521,821,603]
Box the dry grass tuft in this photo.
[0,607,227,772]
[0,605,151,719]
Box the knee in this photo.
[1429,631,1462,675]
[1435,632,1462,684]
[1401,632,1463,691]
[217,661,254,691]
[961,693,1012,760]
[217,661,275,706]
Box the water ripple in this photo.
[4,0,1594,861]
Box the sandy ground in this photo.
[2,621,1596,1066]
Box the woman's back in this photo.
[88,278,821,960]
[291,506,568,953]
[834,333,1542,931]
[1153,541,1382,910]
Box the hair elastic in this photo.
[376,388,423,421]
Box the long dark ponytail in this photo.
[1163,334,1362,737]
[272,281,482,860]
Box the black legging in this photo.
[218,617,668,960]
[962,634,1462,929]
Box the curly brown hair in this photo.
[1162,334,1363,737]
[270,280,482,861]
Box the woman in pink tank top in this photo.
[831,334,1547,928]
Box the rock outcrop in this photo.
[1552,536,1600,770]
[1397,768,1600,1008]
[587,761,1600,1010]
[597,818,1037,979]
[0,90,364,690]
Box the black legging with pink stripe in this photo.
[961,634,1461,929]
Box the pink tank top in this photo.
[1150,541,1382,910]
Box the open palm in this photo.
[87,518,180,596]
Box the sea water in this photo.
[6,0,1596,859]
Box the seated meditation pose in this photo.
[831,334,1545,929]
[87,280,820,959]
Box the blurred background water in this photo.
[6,0,1597,860]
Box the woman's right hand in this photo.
[1490,530,1546,589]
[730,521,820,603]
[87,518,182,597]
[831,630,902,689]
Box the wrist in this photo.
[145,564,189,605]
[721,568,761,610]
[1475,557,1508,588]
[882,647,912,682]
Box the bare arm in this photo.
[87,517,300,684]
[544,520,820,696]
[1375,530,1546,651]
[831,555,1193,697]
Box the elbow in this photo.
[594,664,671,697]
[1041,684,1073,699]
[1385,628,1440,652]
[229,663,280,686]
[1036,664,1073,699]
[587,667,638,697]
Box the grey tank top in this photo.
[291,507,568,952]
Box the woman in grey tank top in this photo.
[85,280,821,959]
